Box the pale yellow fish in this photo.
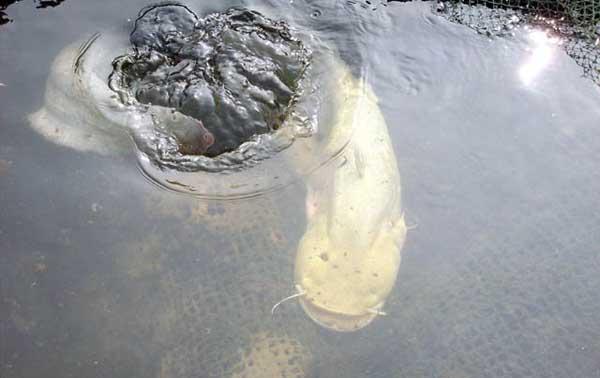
[294,66,407,332]
[28,36,133,155]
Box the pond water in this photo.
[1,1,600,377]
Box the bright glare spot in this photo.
[519,30,560,86]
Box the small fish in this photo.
[149,107,215,155]
[0,159,12,176]
[177,120,215,156]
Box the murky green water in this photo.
[2,1,600,377]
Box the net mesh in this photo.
[437,0,600,85]
[439,0,600,30]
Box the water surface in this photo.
[1,1,600,377]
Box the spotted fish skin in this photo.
[294,69,407,332]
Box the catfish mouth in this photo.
[29,2,358,199]
[298,295,382,332]
[109,4,312,161]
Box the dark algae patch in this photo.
[0,0,66,25]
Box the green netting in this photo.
[438,0,600,86]
[444,0,600,32]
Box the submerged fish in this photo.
[28,37,131,156]
[28,8,407,333]
[293,68,407,332]
[29,34,215,159]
